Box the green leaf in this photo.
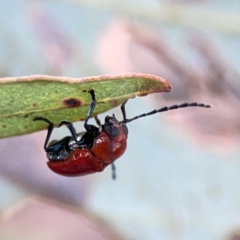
[0,73,171,138]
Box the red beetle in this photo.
[34,89,210,179]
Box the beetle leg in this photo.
[34,117,80,148]
[58,120,97,147]
[33,117,54,151]
[111,162,116,180]
[94,115,101,127]
[109,125,116,180]
[58,120,79,143]
[84,89,96,131]
[120,100,128,121]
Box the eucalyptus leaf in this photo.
[0,73,171,138]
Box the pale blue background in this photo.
[0,1,240,240]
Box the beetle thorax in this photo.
[102,115,128,141]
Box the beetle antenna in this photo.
[122,102,211,124]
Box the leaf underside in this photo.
[0,73,171,138]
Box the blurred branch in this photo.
[127,24,201,95]
[60,0,240,36]
[188,33,240,98]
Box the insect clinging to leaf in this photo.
[34,89,211,179]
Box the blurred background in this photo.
[0,0,240,239]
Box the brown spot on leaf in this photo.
[32,103,37,107]
[2,125,6,128]
[62,98,82,108]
